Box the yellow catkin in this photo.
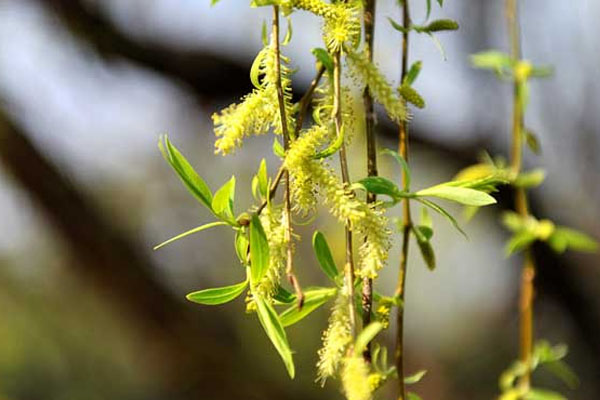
[213,42,294,155]
[342,356,372,400]
[317,292,352,384]
[346,48,409,123]
[290,0,360,51]
[285,127,390,278]
[256,206,289,299]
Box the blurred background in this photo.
[0,0,599,399]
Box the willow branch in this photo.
[256,64,326,217]
[361,0,377,362]
[394,0,411,398]
[272,6,304,308]
[506,0,535,390]
[333,48,357,333]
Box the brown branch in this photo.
[395,0,412,398]
[361,0,377,363]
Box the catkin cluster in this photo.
[287,0,361,51]
[213,43,293,155]
[256,206,289,300]
[285,125,390,278]
[317,292,352,383]
[346,48,409,123]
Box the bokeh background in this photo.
[0,1,599,399]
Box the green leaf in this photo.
[425,0,431,20]
[354,322,384,355]
[416,185,496,206]
[312,48,333,73]
[548,227,598,253]
[513,169,545,188]
[505,230,537,256]
[186,280,248,305]
[405,61,423,85]
[235,229,249,264]
[427,32,447,60]
[420,207,433,229]
[415,19,459,33]
[261,20,268,46]
[404,370,427,385]
[412,226,436,270]
[436,0,443,6]
[254,294,295,378]
[312,231,339,281]
[257,159,268,198]
[407,392,423,400]
[283,16,293,45]
[525,129,541,154]
[273,286,296,304]
[381,148,412,190]
[212,176,236,222]
[417,198,467,237]
[159,135,213,210]
[357,176,406,201]
[524,389,566,400]
[543,361,579,389]
[154,221,229,250]
[471,50,513,74]
[388,17,409,34]
[280,287,336,327]
[250,215,270,284]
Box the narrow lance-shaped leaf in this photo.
[250,214,270,284]
[159,135,213,210]
[312,231,339,281]
[254,294,295,378]
[404,370,427,385]
[186,280,248,305]
[354,322,384,356]
[416,184,496,206]
[154,221,229,250]
[212,176,236,222]
[381,148,411,190]
[279,287,337,327]
[417,198,467,238]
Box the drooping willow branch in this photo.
[334,47,357,333]
[255,65,326,217]
[506,0,535,390]
[272,5,304,308]
[394,0,412,399]
[361,0,377,362]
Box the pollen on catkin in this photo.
[290,0,361,51]
[317,292,352,384]
[341,356,372,400]
[213,42,294,155]
[255,206,289,299]
[284,124,330,213]
[346,48,409,123]
[306,160,390,278]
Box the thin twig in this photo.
[294,65,326,138]
[394,0,411,398]
[506,0,535,390]
[362,0,377,363]
[333,48,357,334]
[255,65,326,217]
[272,6,304,309]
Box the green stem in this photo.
[506,0,535,391]
[272,6,304,308]
[395,1,411,399]
[333,48,357,334]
